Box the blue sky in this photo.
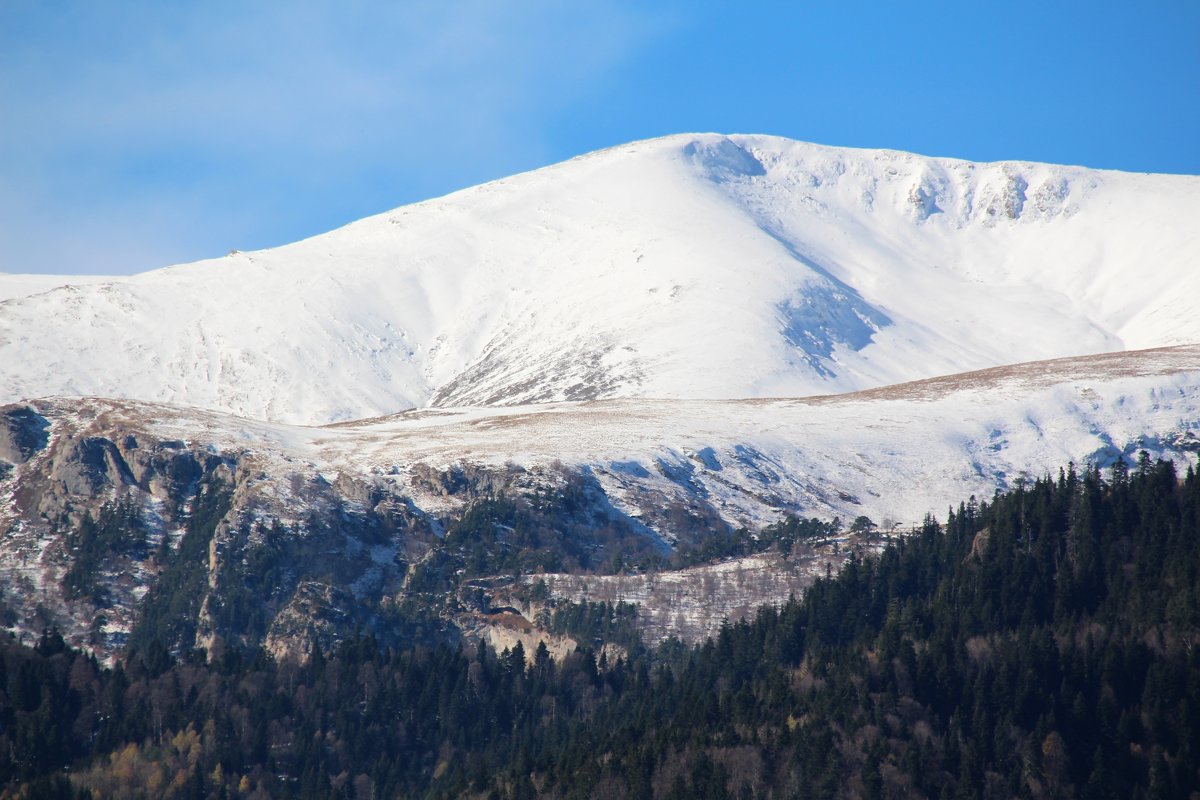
[2,1,1197,275]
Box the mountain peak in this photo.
[1,135,1197,424]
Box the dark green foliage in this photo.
[674,514,840,566]
[409,485,665,596]
[125,479,231,655]
[849,514,876,534]
[62,495,148,603]
[0,628,102,786]
[205,518,306,642]
[5,457,1199,799]
[672,525,760,566]
[757,513,843,553]
[542,599,643,654]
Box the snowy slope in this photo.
[37,344,1192,534]
[0,273,115,302]
[1,134,1197,424]
[4,344,1198,659]
[316,344,1200,529]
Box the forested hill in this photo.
[3,456,1198,799]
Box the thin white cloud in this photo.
[0,1,672,274]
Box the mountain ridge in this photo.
[2,133,1197,425]
[3,343,1199,660]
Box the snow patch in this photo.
[682,136,767,183]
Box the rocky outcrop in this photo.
[0,400,728,665]
[0,401,243,659]
[0,405,50,465]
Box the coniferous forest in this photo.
[1,456,1198,799]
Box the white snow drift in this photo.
[1,134,1197,425]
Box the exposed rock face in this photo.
[4,341,1199,667]
[0,400,740,664]
[0,402,242,659]
[0,406,49,465]
[529,542,881,645]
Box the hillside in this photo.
[4,455,1197,799]
[0,132,1197,717]
[2,134,1197,424]
[3,344,1199,662]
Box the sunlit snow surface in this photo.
[0,273,115,302]
[28,345,1197,533]
[1,134,1197,425]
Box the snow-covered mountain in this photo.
[2,134,1197,425]
[0,272,114,302]
[4,344,1200,658]
[1,133,1198,658]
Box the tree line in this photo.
[0,455,1197,798]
